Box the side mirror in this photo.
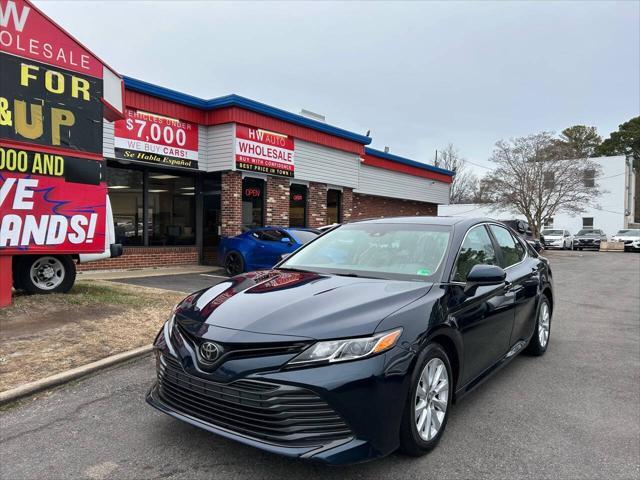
[464,264,506,295]
[281,237,293,244]
[525,228,533,236]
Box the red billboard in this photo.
[113,108,199,169]
[0,0,121,256]
[0,0,103,77]
[0,170,106,254]
[235,125,294,177]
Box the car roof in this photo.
[351,216,498,229]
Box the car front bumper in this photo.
[574,240,600,249]
[544,239,565,248]
[147,336,415,464]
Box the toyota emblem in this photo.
[199,342,220,362]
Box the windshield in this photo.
[542,230,563,235]
[289,229,319,244]
[616,229,640,236]
[577,229,598,235]
[280,223,451,281]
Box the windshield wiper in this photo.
[275,266,316,274]
[331,272,383,279]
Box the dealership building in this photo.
[84,77,454,270]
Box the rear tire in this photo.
[224,251,245,276]
[17,255,76,294]
[399,343,453,456]
[525,295,551,356]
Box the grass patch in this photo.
[0,280,185,392]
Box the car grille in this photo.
[176,322,309,364]
[156,354,353,446]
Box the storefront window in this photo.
[107,164,196,246]
[148,173,196,245]
[289,183,307,227]
[327,189,342,225]
[107,166,144,246]
[242,177,264,229]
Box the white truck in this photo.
[11,196,123,294]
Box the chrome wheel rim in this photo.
[415,357,448,441]
[538,302,550,347]
[30,256,65,290]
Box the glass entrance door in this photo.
[202,173,221,265]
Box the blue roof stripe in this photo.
[365,147,455,177]
[123,76,372,145]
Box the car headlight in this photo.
[287,328,403,367]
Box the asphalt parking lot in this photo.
[109,271,228,293]
[1,251,639,480]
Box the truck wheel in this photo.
[17,255,76,294]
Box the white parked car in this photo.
[611,229,640,252]
[541,229,573,250]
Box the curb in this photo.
[0,345,154,406]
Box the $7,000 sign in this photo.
[114,109,199,169]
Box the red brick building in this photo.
[82,78,454,270]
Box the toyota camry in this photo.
[147,217,554,464]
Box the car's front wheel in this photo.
[224,251,245,276]
[399,343,453,456]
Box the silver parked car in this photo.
[541,229,573,250]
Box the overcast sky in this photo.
[36,0,639,174]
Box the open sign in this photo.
[244,187,262,198]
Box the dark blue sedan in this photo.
[148,217,553,464]
[219,227,320,275]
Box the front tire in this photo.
[399,343,453,456]
[525,295,551,356]
[224,251,245,276]
[17,255,76,294]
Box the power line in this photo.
[464,160,493,170]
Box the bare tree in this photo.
[485,132,603,237]
[469,176,495,204]
[434,143,478,203]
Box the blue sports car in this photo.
[219,227,320,275]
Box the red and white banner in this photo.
[0,173,106,254]
[114,109,199,169]
[0,0,103,78]
[235,125,294,177]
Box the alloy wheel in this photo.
[29,256,65,291]
[538,302,550,347]
[415,358,449,441]
[225,253,243,276]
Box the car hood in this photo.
[575,234,600,238]
[613,235,640,240]
[544,235,564,240]
[174,270,432,340]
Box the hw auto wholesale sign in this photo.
[0,0,118,254]
[114,108,199,170]
[235,125,294,177]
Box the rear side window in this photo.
[490,225,525,267]
[452,225,498,282]
[254,229,290,242]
